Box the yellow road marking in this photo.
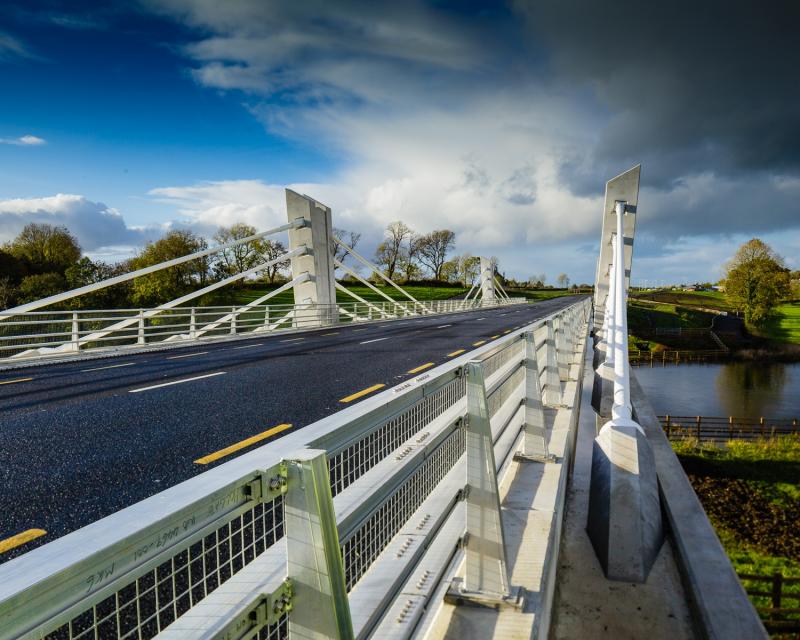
[490,335,500,339]
[447,349,466,357]
[503,329,511,334]
[340,383,385,403]
[195,424,292,465]
[0,529,46,554]
[0,377,33,386]
[473,340,486,346]
[408,362,435,374]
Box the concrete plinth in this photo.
[586,420,663,583]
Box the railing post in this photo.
[446,361,522,609]
[189,307,197,340]
[230,306,237,334]
[543,319,562,406]
[285,449,354,639]
[137,309,146,345]
[71,312,80,351]
[515,331,553,462]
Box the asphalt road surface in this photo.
[0,296,582,561]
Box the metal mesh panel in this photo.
[43,499,284,640]
[340,427,466,591]
[487,366,525,419]
[257,614,288,640]
[482,338,524,379]
[328,377,465,497]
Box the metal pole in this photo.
[611,201,632,420]
[71,312,80,351]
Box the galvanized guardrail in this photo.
[0,297,525,361]
[661,415,800,443]
[0,298,590,640]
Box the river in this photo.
[634,361,800,419]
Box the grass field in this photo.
[673,438,800,628]
[762,303,800,344]
[631,289,735,312]
[202,282,471,308]
[505,288,580,301]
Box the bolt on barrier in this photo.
[0,298,590,640]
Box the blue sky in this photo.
[1,0,799,284]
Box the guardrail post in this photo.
[285,449,354,639]
[446,361,523,609]
[554,316,570,382]
[71,312,80,351]
[515,331,553,462]
[137,309,146,345]
[543,320,562,406]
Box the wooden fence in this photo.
[660,415,800,443]
[738,572,800,634]
[630,349,729,365]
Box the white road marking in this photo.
[436,324,452,329]
[280,337,305,342]
[477,318,486,321]
[129,371,226,393]
[360,337,389,344]
[166,351,208,360]
[81,362,136,372]
[233,343,264,349]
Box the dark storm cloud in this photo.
[518,0,800,190]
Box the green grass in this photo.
[761,303,800,345]
[631,289,735,312]
[505,288,580,301]
[673,437,800,628]
[201,282,471,308]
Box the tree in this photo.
[213,223,263,280]
[557,273,570,288]
[417,229,456,280]
[0,276,17,309]
[454,254,480,286]
[332,228,361,271]
[17,272,67,303]
[9,223,81,274]
[528,273,546,289]
[129,230,208,306]
[64,257,130,309]
[724,238,791,326]
[374,221,412,280]
[398,233,423,281]
[259,239,290,283]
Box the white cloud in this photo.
[0,194,159,258]
[0,134,46,146]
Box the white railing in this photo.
[0,297,527,361]
[0,298,590,640]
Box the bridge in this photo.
[0,167,767,639]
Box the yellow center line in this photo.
[473,340,486,346]
[408,362,435,374]
[447,349,466,357]
[503,329,511,334]
[339,383,385,403]
[0,377,33,386]
[195,424,293,465]
[490,335,500,339]
[0,529,46,554]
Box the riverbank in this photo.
[672,438,800,635]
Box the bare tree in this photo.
[417,229,456,280]
[399,233,423,281]
[332,228,362,270]
[557,273,570,288]
[374,221,412,280]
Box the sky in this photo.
[1,0,799,285]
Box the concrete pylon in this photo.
[479,257,496,304]
[587,419,663,582]
[285,189,337,326]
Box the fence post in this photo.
[284,449,354,639]
[772,572,782,612]
[189,307,197,340]
[515,332,553,462]
[137,310,146,345]
[760,417,765,437]
[446,361,522,609]
[665,415,671,438]
[729,416,734,440]
[71,312,80,351]
[696,416,702,441]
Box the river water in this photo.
[634,361,800,419]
